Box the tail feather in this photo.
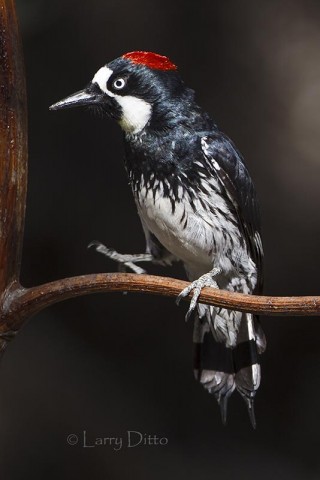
[193,314,235,423]
[234,313,263,427]
[241,395,257,429]
[255,318,267,354]
[193,310,264,426]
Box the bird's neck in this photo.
[122,107,215,196]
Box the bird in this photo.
[50,51,266,427]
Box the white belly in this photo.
[135,184,216,269]
[134,179,258,291]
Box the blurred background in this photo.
[0,0,320,478]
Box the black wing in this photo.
[201,131,263,293]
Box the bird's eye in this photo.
[113,78,126,90]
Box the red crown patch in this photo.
[123,51,177,71]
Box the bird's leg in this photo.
[88,241,154,274]
[176,267,221,321]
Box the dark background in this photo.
[1,0,320,478]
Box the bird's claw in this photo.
[88,241,151,274]
[176,268,221,321]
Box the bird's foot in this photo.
[88,241,153,274]
[176,267,221,321]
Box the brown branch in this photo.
[1,272,320,335]
[0,0,27,350]
[1,0,320,358]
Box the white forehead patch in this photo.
[92,66,115,96]
[117,96,152,134]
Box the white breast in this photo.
[135,177,230,271]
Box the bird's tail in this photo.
[234,313,266,427]
[193,309,266,427]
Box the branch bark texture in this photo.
[0,0,27,293]
[0,0,27,349]
[2,273,320,334]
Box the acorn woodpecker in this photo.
[50,51,266,427]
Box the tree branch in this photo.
[0,0,27,349]
[0,0,27,294]
[2,272,320,335]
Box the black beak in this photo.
[49,83,122,121]
[49,86,104,111]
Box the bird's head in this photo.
[50,51,189,135]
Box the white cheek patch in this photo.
[117,96,152,134]
[92,66,114,96]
